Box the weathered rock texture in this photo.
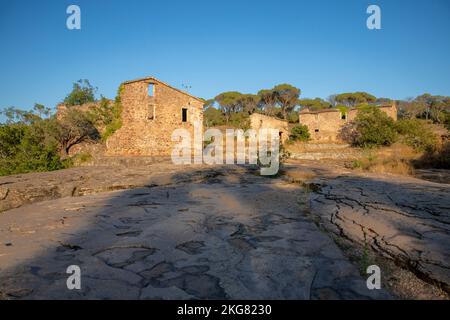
[0,161,448,299]
[106,77,203,156]
[56,102,109,120]
[299,104,397,142]
[0,165,389,299]
[308,172,450,292]
[0,161,200,213]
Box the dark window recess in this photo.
[148,104,154,120]
[315,129,319,132]
[182,108,188,122]
[341,113,346,120]
[148,83,154,96]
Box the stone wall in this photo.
[56,102,103,120]
[249,113,289,143]
[299,104,397,142]
[106,77,203,156]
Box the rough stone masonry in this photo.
[299,104,397,142]
[106,77,204,156]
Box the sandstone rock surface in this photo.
[0,165,388,299]
[0,161,204,213]
[308,170,450,292]
[0,161,448,299]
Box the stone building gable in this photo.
[121,77,204,104]
[106,77,203,156]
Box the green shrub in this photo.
[353,107,398,147]
[229,112,250,130]
[101,84,124,142]
[432,142,450,168]
[203,103,253,129]
[0,103,100,176]
[101,108,122,142]
[395,119,437,152]
[442,110,450,130]
[414,141,450,169]
[70,152,93,166]
[335,104,349,115]
[203,106,225,127]
[287,110,299,123]
[78,152,92,163]
[56,109,100,157]
[71,85,123,143]
[0,118,68,176]
[87,97,113,125]
[63,79,97,106]
[289,124,310,142]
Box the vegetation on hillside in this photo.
[87,84,124,142]
[203,88,450,172]
[395,119,438,152]
[342,105,450,172]
[1,105,72,176]
[203,89,450,129]
[2,78,450,177]
[415,141,450,169]
[63,79,97,106]
[339,106,441,150]
[345,107,398,148]
[289,124,310,142]
[334,92,376,107]
[0,81,124,176]
[203,84,302,128]
[397,94,450,125]
[297,98,330,111]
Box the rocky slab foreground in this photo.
[281,160,450,294]
[0,166,387,299]
[0,161,201,213]
[309,173,450,292]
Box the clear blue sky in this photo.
[1,0,450,112]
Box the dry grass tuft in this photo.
[349,143,419,176]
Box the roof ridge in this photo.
[250,112,287,122]
[300,104,395,114]
[122,76,204,103]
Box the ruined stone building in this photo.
[249,113,289,143]
[106,77,204,156]
[299,104,397,142]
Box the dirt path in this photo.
[0,166,388,299]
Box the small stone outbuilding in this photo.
[249,113,289,143]
[299,104,397,142]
